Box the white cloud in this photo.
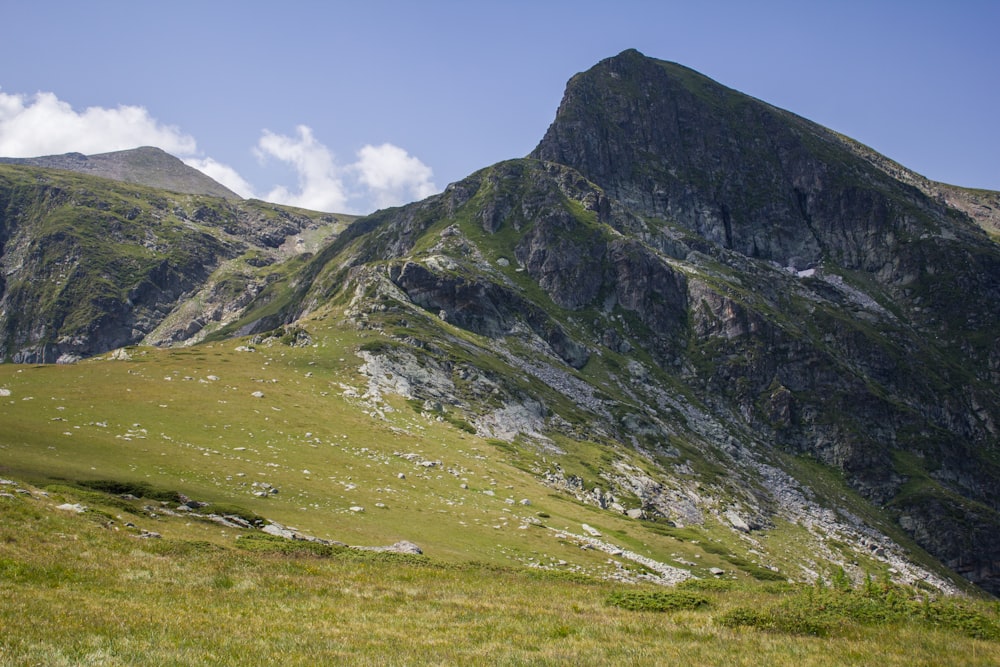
[182,156,257,199]
[0,89,197,157]
[0,87,439,214]
[354,143,437,210]
[255,126,438,213]
[255,125,350,212]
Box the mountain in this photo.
[0,162,352,362]
[1,49,999,601]
[0,146,241,200]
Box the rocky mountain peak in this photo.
[530,50,973,275]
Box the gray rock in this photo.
[261,523,297,540]
[387,540,422,554]
[56,503,86,513]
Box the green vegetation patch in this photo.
[718,578,1000,640]
[77,478,181,503]
[234,533,431,567]
[606,589,709,613]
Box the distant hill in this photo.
[0,146,241,200]
[0,162,350,363]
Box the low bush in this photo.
[718,606,829,637]
[717,578,1000,640]
[606,589,709,613]
[77,478,180,503]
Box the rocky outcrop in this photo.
[388,260,590,369]
[532,50,958,274]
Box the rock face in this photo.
[523,51,1000,590]
[533,50,953,271]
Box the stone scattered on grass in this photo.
[356,540,423,555]
[56,503,87,513]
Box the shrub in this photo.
[359,340,395,354]
[606,589,709,613]
[718,580,1000,641]
[921,600,1000,641]
[235,533,337,557]
[718,605,829,637]
[77,478,181,502]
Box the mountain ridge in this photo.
[0,163,350,362]
[0,145,241,200]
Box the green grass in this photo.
[0,285,994,663]
[0,306,970,586]
[2,481,998,666]
[719,576,1000,641]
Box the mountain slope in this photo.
[222,50,1000,593]
[0,163,351,362]
[0,146,241,200]
[1,50,999,600]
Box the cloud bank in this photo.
[0,89,197,157]
[0,88,437,213]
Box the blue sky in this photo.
[1,1,997,213]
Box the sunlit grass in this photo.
[1,314,996,664]
[2,483,999,666]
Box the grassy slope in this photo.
[0,314,735,575]
[2,304,998,663]
[3,478,999,665]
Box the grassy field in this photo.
[2,315,998,664]
[2,478,999,666]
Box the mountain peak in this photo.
[0,146,241,200]
[532,51,984,274]
[606,47,648,62]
